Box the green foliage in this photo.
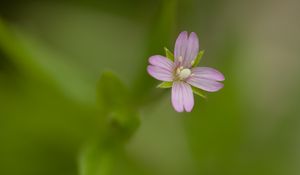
[164,47,174,61]
[97,71,140,141]
[2,1,299,175]
[157,81,173,88]
[191,86,207,99]
[192,50,205,67]
[79,141,116,175]
[0,18,94,104]
[79,72,140,175]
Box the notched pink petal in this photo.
[174,31,188,63]
[149,55,174,71]
[183,32,199,67]
[192,67,225,81]
[147,65,173,82]
[172,82,184,112]
[181,82,194,112]
[171,82,194,112]
[187,77,224,92]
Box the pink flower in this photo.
[147,31,225,112]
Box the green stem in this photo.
[132,0,178,106]
[81,1,179,174]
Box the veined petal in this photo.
[183,32,199,67]
[172,82,184,112]
[174,31,188,63]
[149,55,174,71]
[191,67,225,81]
[181,82,194,112]
[147,65,173,82]
[187,77,224,92]
[172,81,194,112]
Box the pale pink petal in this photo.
[172,82,194,112]
[149,55,174,71]
[187,77,224,92]
[183,32,199,67]
[181,82,194,112]
[147,65,173,82]
[174,31,188,63]
[191,67,225,81]
[172,82,184,112]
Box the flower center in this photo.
[176,67,191,80]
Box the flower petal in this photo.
[172,81,194,112]
[172,82,184,112]
[174,31,188,63]
[147,65,173,82]
[187,77,224,92]
[183,32,199,67]
[181,82,194,112]
[191,67,225,81]
[149,55,174,71]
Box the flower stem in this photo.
[132,0,178,106]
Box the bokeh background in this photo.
[1,0,300,175]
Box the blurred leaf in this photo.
[157,81,173,88]
[192,50,205,67]
[97,71,129,111]
[0,18,94,105]
[97,71,140,141]
[191,86,207,99]
[79,141,116,175]
[79,72,140,175]
[164,47,174,61]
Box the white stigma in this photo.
[178,68,191,80]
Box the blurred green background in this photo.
[1,0,300,175]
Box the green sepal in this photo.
[164,47,174,61]
[192,50,205,67]
[157,81,173,88]
[192,86,207,99]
